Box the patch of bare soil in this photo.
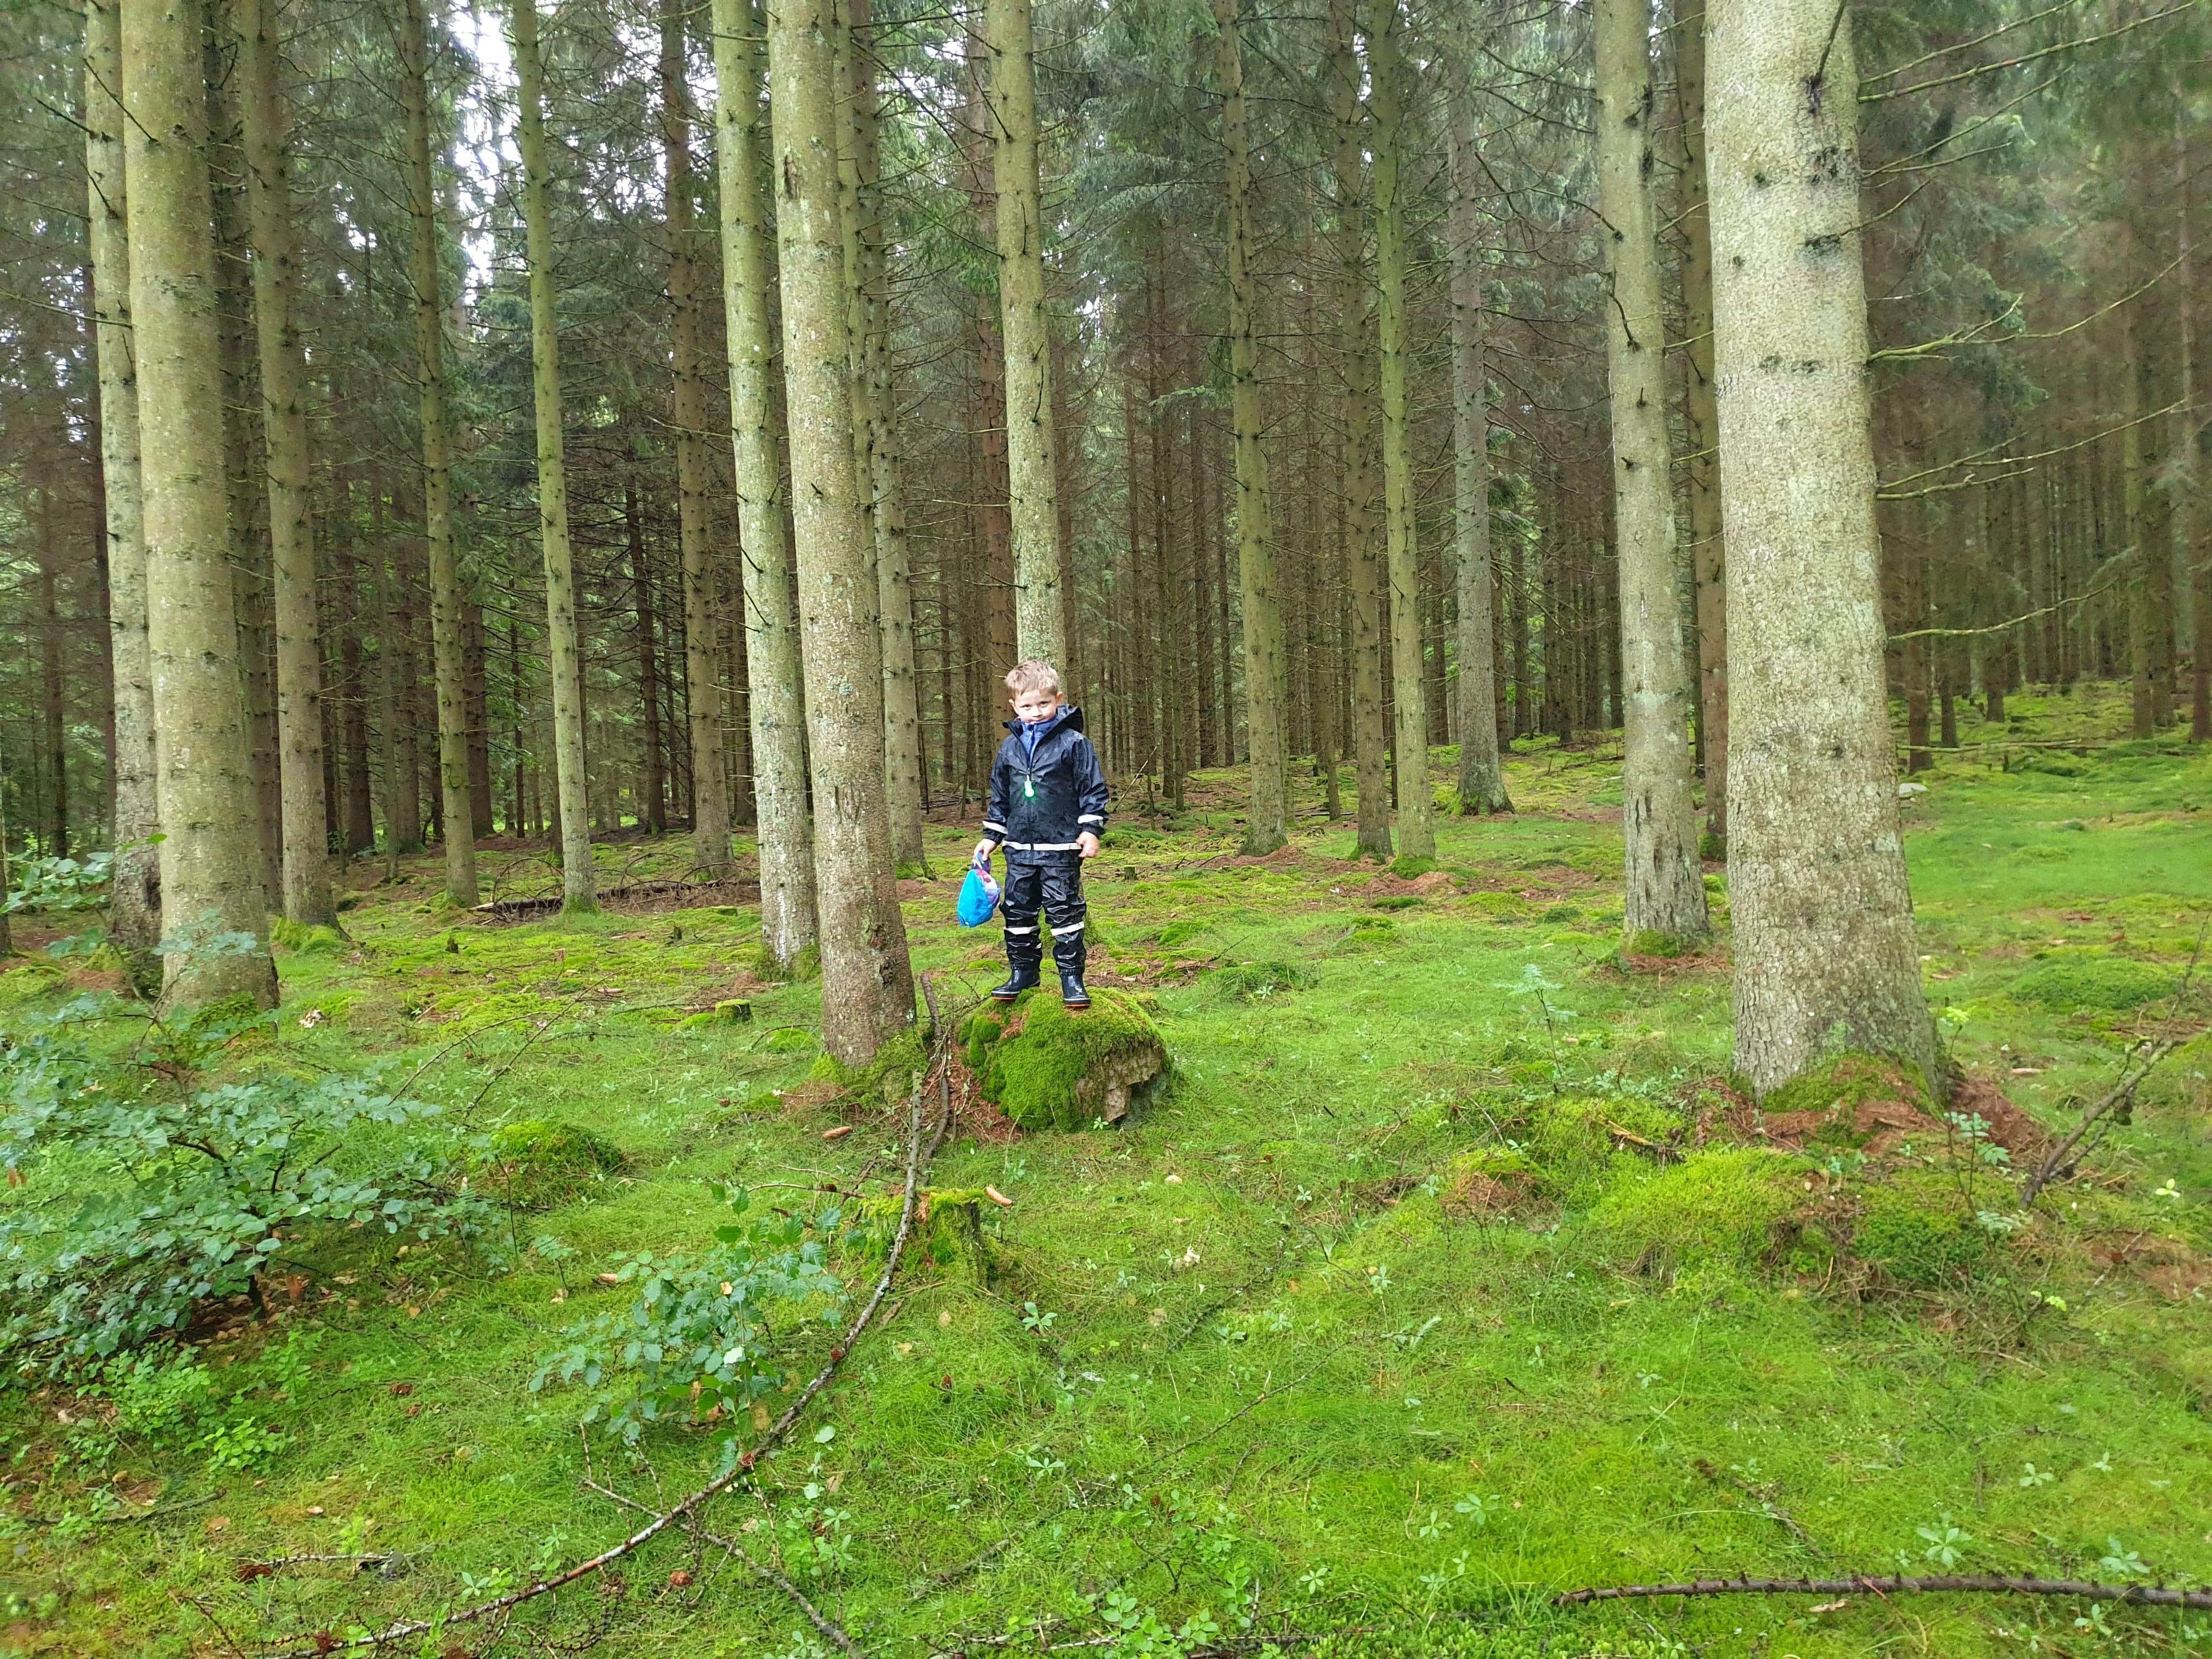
[1949,1074,2051,1159]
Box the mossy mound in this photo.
[1527,1094,1682,1173]
[2012,955,2176,1012]
[1438,1148,1548,1221]
[1594,1148,1808,1272]
[810,1028,928,1107]
[962,988,1167,1131]
[1206,960,1312,1004]
[270,918,345,955]
[857,1187,991,1283]
[481,1118,625,1205]
[1751,1051,1942,1154]
[1850,1171,1993,1289]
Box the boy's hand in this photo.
[971,839,997,867]
[1076,832,1101,860]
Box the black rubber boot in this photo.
[991,963,1040,1002]
[1060,970,1090,1009]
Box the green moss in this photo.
[1760,1051,1933,1119]
[1853,1171,1992,1288]
[270,918,345,954]
[1206,960,1312,1003]
[1624,929,1695,960]
[2011,955,2177,1012]
[859,1187,990,1283]
[1390,855,1438,880]
[481,1118,625,1205]
[817,1028,929,1106]
[1372,894,1423,912]
[1593,1148,1807,1270]
[961,988,1167,1131]
[765,1026,818,1054]
[0,962,66,1007]
[1153,920,1209,950]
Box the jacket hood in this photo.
[1003,703,1086,738]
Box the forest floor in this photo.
[2,683,2209,1659]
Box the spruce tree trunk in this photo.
[120,0,276,1007]
[986,0,1063,664]
[511,0,595,911]
[1706,0,1934,1096]
[713,0,819,966]
[398,0,477,905]
[1328,0,1390,860]
[2118,253,2156,740]
[2180,103,2209,743]
[1446,84,1510,816]
[659,0,732,876]
[1674,2,1727,851]
[764,0,915,1061]
[1595,0,1706,949]
[86,0,160,960]
[1216,0,1287,855]
[843,0,929,874]
[1368,0,1431,860]
[239,0,332,926]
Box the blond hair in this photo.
[1004,659,1062,697]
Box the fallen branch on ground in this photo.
[1553,1574,2212,1610]
[244,988,958,1657]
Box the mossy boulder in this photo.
[2012,956,2176,1013]
[1594,1147,1808,1272]
[1850,1171,1992,1288]
[962,988,1167,1131]
[481,1118,625,1205]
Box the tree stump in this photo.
[961,988,1168,1131]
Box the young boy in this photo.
[973,660,1108,1008]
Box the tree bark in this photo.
[844,0,928,873]
[86,0,160,956]
[1368,0,1431,860]
[1446,81,1510,816]
[399,0,477,906]
[2180,99,2209,743]
[765,0,915,1061]
[659,0,732,875]
[1674,1,1726,850]
[1328,0,1389,860]
[714,0,819,964]
[987,0,1063,664]
[627,481,668,833]
[1595,0,1707,948]
[239,0,332,925]
[1706,0,1934,1096]
[513,0,596,912]
[121,0,276,1006]
[1216,0,1288,855]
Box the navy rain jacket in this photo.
[982,704,1109,861]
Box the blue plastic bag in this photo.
[956,859,1001,928]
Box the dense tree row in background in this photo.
[0,0,2204,1081]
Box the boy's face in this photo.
[1011,686,1063,724]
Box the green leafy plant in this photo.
[530,1185,845,1442]
[0,1029,487,1372]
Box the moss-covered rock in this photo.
[2012,956,2176,1012]
[1594,1147,1807,1271]
[962,988,1167,1131]
[481,1118,625,1205]
[1850,1171,1992,1288]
